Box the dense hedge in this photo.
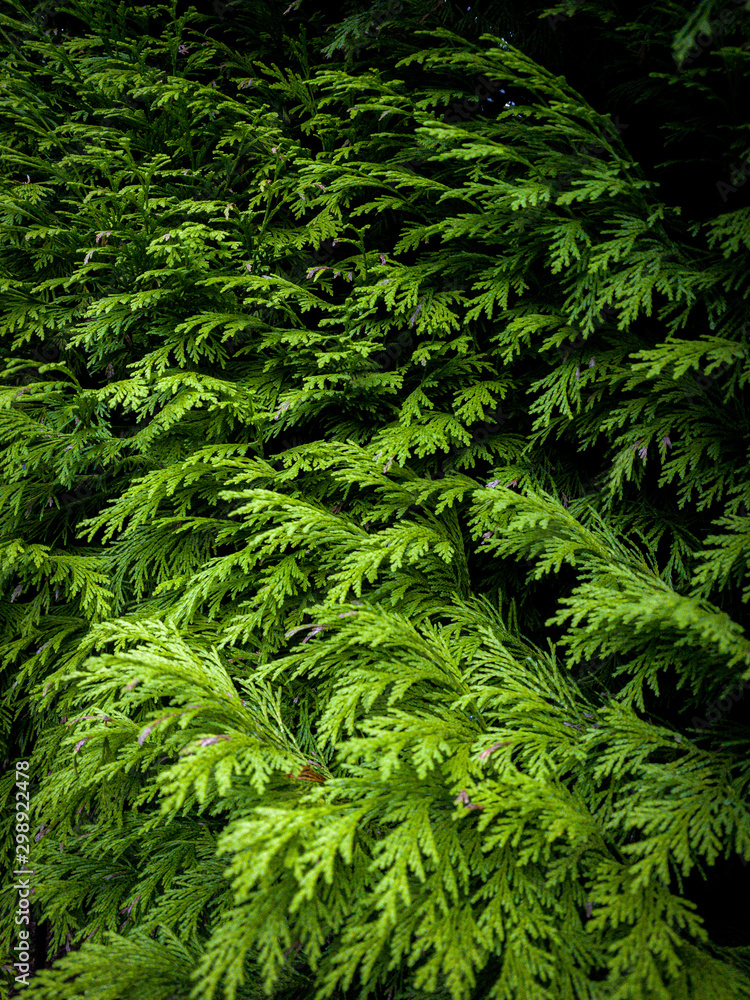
[2,2,750,998]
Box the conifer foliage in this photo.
[2,0,750,997]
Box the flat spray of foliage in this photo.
[1,0,750,998]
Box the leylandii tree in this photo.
[1,0,750,998]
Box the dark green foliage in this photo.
[2,1,750,998]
